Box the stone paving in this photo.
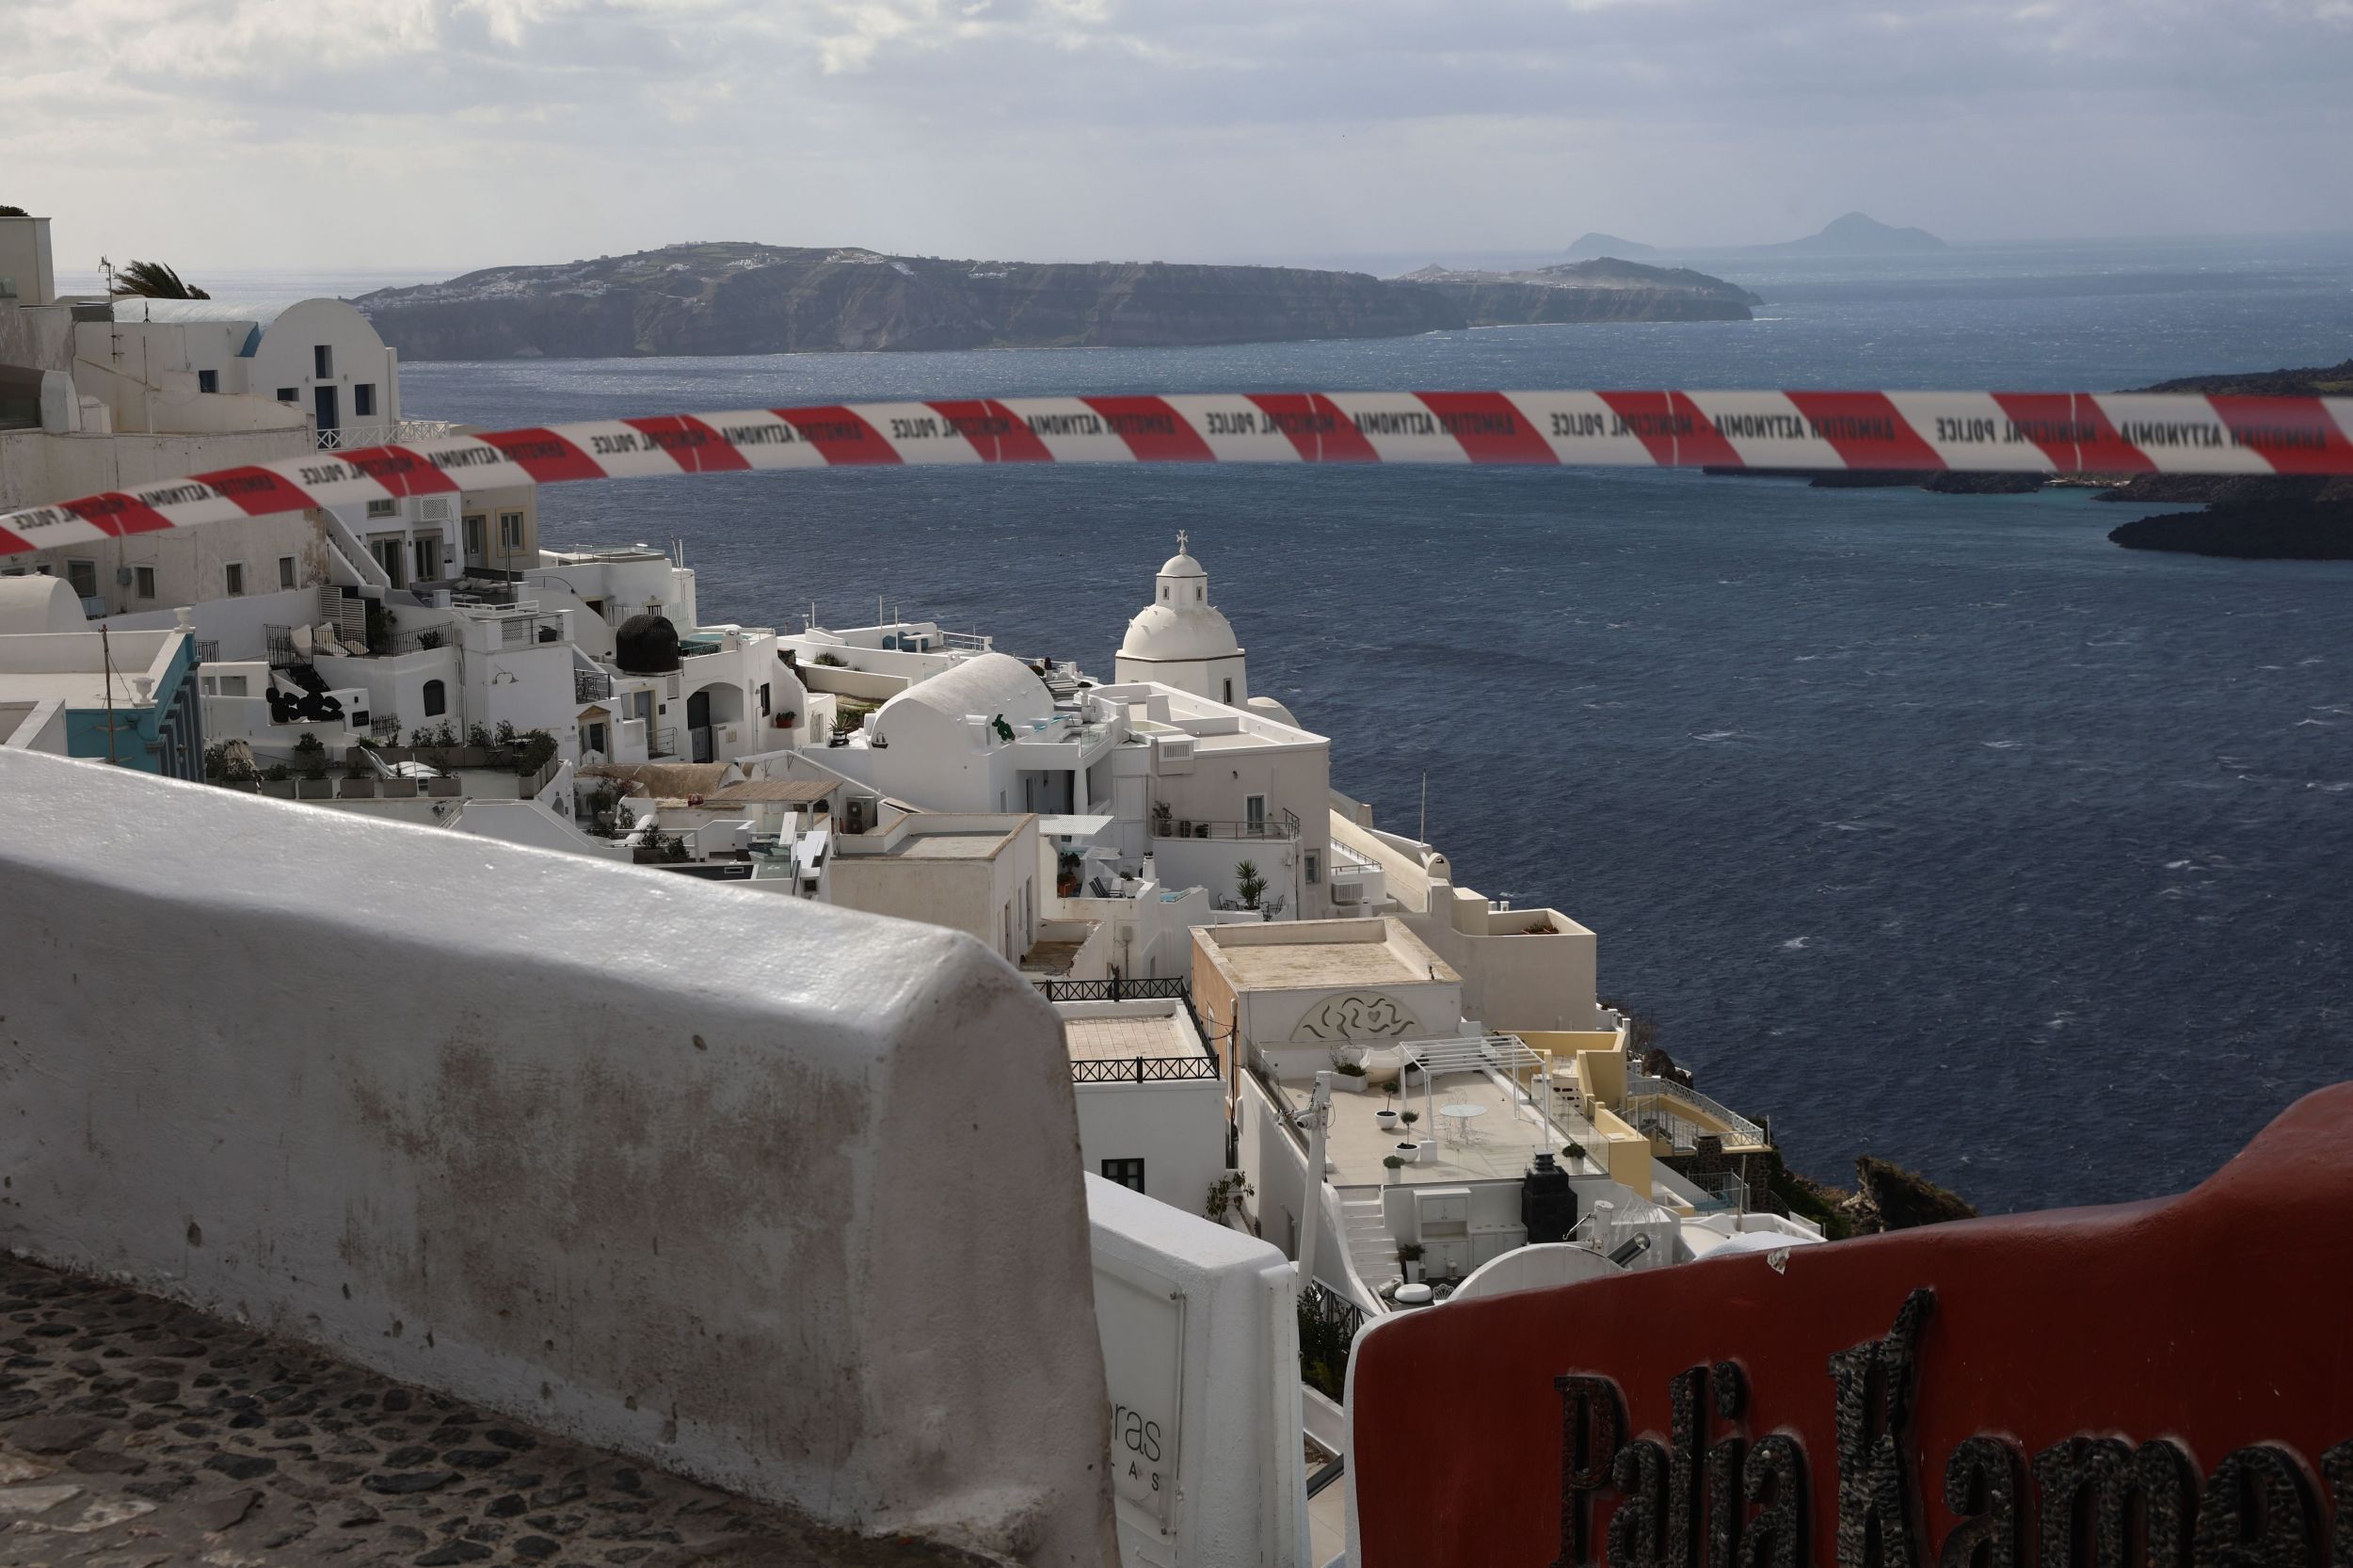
[0,1255,1000,1568]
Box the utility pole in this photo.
[1295,1071,1335,1288]
[98,623,120,765]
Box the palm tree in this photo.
[110,259,209,300]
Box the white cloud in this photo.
[2,0,2347,271]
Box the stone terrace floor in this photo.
[0,1255,999,1568]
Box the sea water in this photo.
[388,234,2353,1212]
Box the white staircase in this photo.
[1341,1196,1399,1296]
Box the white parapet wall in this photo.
[1084,1175,1306,1568]
[0,748,1117,1568]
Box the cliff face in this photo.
[353,243,1755,360]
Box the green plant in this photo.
[833,712,860,735]
[495,719,518,745]
[510,728,558,776]
[1369,1074,1401,1101]
[109,259,209,299]
[813,651,848,667]
[467,722,494,749]
[1399,1110,1419,1129]
[415,628,443,650]
[1234,858,1267,909]
[1204,1173,1254,1225]
[1382,1155,1405,1173]
[1562,1141,1588,1163]
[1152,800,1173,834]
[1395,1241,1425,1263]
[1330,1052,1368,1079]
[261,763,292,782]
[300,754,329,781]
[292,732,325,757]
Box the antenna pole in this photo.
[100,623,120,766]
[1419,770,1428,842]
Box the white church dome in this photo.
[1120,601,1242,662]
[1120,533,1241,664]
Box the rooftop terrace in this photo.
[1199,918,1458,993]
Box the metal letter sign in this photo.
[1346,1083,2353,1568]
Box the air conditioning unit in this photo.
[1152,734,1194,776]
[1332,879,1364,905]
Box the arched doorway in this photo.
[686,683,745,763]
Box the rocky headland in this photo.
[350,243,1759,360]
[2100,359,2353,559]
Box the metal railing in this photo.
[647,725,678,759]
[313,418,461,452]
[1298,1279,1366,1400]
[939,631,992,651]
[1683,1168,1751,1215]
[370,716,402,743]
[1036,976,1191,1004]
[1150,808,1303,842]
[1035,977,1219,1069]
[1071,1054,1222,1085]
[193,639,219,664]
[574,668,614,703]
[497,614,563,649]
[1625,1073,1768,1147]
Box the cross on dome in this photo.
[1176,529,1189,553]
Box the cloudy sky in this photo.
[6,0,2350,278]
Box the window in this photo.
[136,566,156,600]
[278,555,296,589]
[216,674,248,696]
[759,681,771,717]
[422,680,447,717]
[1245,793,1267,833]
[1222,679,1233,704]
[313,344,333,378]
[1160,586,1169,600]
[276,387,297,404]
[1100,1159,1145,1192]
[197,369,217,394]
[66,559,97,599]
[413,536,440,581]
[223,562,246,597]
[498,511,524,550]
[365,498,399,519]
[1195,586,1203,600]
[353,383,375,417]
[1305,850,1321,886]
[464,515,485,556]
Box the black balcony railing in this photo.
[1035,976,1192,1004]
[1072,1054,1222,1084]
[575,668,614,703]
[1149,808,1303,842]
[1037,977,1221,1077]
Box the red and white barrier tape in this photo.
[6,389,2349,557]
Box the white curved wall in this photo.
[0,749,1116,1568]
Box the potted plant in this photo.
[259,763,296,798]
[1328,1051,1368,1094]
[1375,1103,1400,1132]
[1152,800,1174,837]
[1057,848,1084,898]
[1396,1241,1426,1285]
[1382,1154,1406,1186]
[1562,1140,1589,1168]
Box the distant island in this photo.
[351,243,1758,360]
[1745,212,1947,255]
[1564,232,1658,260]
